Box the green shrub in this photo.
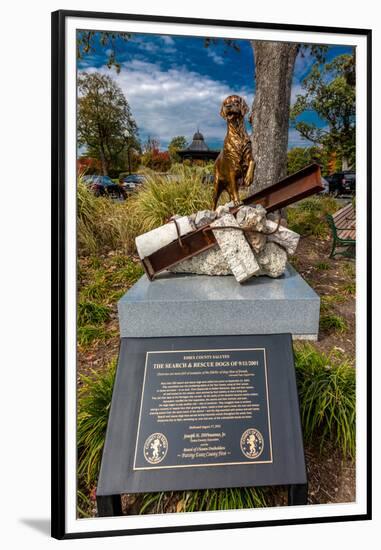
[320,313,348,333]
[296,196,339,214]
[294,344,355,458]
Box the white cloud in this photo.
[136,41,159,53]
[161,36,175,46]
[290,83,304,106]
[82,60,252,148]
[287,127,314,149]
[79,60,312,150]
[206,49,225,65]
[293,50,314,79]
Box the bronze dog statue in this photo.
[213,95,255,209]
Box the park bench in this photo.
[326,202,356,258]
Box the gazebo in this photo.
[177,130,219,162]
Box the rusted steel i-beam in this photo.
[241,163,323,211]
[141,163,323,280]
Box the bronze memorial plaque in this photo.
[97,334,306,496]
[133,349,273,470]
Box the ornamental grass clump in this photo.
[126,165,214,234]
[77,359,117,488]
[294,344,355,458]
[77,167,214,257]
[77,176,137,255]
[139,486,268,514]
[319,313,348,333]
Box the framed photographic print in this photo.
[51,9,372,539]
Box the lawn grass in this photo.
[315,261,330,270]
[341,281,356,295]
[342,261,355,278]
[77,254,143,351]
[288,196,339,238]
[79,271,111,302]
[78,301,110,326]
[77,325,116,348]
[319,294,347,314]
[320,313,348,333]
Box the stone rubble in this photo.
[235,204,267,232]
[136,215,194,259]
[265,219,300,255]
[194,209,217,228]
[215,201,234,217]
[210,213,261,282]
[171,205,300,282]
[169,247,231,276]
[256,241,288,278]
[135,203,301,283]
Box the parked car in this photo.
[120,174,147,192]
[326,171,356,196]
[319,177,330,195]
[202,173,214,185]
[83,175,126,199]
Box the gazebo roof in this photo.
[177,130,219,161]
[185,130,210,152]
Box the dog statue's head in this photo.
[220,95,249,121]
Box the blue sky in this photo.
[77,32,354,151]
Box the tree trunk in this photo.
[99,146,109,176]
[250,42,298,192]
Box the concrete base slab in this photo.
[118,265,320,340]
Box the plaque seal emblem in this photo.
[240,428,264,459]
[143,433,168,464]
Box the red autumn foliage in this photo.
[77,157,101,175]
[142,148,171,172]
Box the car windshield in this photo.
[84,176,114,185]
[125,174,145,182]
[100,176,114,185]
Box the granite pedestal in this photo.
[118,265,320,340]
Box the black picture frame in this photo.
[51,9,372,540]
